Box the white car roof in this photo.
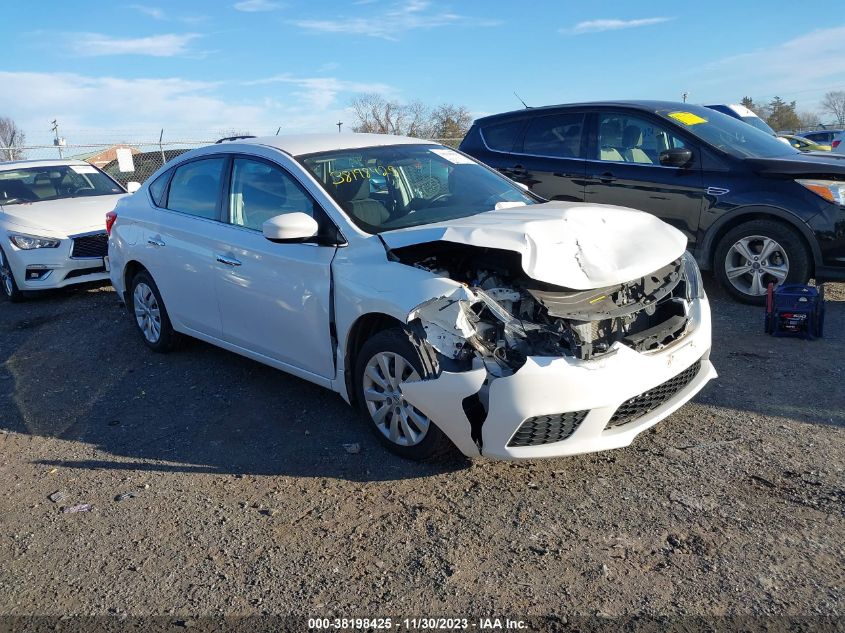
[0,159,92,172]
[237,133,437,156]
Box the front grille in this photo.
[508,410,589,447]
[64,265,106,280]
[605,360,702,430]
[71,233,108,259]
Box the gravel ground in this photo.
[0,278,842,626]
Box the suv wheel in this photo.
[354,327,452,460]
[714,220,810,304]
[130,270,178,352]
[0,247,23,303]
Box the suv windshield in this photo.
[0,165,123,206]
[300,144,535,233]
[658,109,798,159]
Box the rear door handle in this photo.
[216,254,242,267]
[502,165,527,177]
[147,238,165,247]
[597,171,616,183]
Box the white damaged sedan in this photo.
[108,134,716,460]
[0,160,128,301]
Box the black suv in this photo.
[459,100,845,302]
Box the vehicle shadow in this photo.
[0,286,470,482]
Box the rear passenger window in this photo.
[481,120,526,152]
[166,158,226,220]
[523,113,585,158]
[148,171,170,207]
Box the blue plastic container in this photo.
[764,284,824,339]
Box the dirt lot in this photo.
[0,278,843,626]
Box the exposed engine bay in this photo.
[394,242,694,375]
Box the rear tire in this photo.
[129,270,177,352]
[354,327,453,460]
[714,219,811,305]
[0,247,23,303]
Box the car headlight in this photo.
[682,251,705,299]
[9,234,62,250]
[796,179,845,205]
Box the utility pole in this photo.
[51,119,65,158]
[336,121,343,133]
[682,92,688,104]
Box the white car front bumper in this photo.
[402,296,715,460]
[5,232,110,291]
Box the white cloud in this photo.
[246,74,394,110]
[127,4,166,19]
[291,0,496,40]
[233,0,284,11]
[0,71,397,144]
[693,26,845,104]
[69,32,203,57]
[564,17,673,35]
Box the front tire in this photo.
[714,219,811,304]
[0,247,23,303]
[129,270,177,352]
[354,327,452,460]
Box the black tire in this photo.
[0,246,23,303]
[714,219,811,305]
[129,270,178,352]
[354,327,453,460]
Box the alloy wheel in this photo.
[133,282,162,343]
[362,351,430,447]
[0,250,14,298]
[724,235,789,297]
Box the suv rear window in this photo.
[523,113,585,158]
[481,120,526,152]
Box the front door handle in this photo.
[597,171,616,183]
[147,238,166,247]
[216,254,242,267]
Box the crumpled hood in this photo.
[381,201,688,289]
[0,194,126,237]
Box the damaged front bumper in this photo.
[401,295,715,460]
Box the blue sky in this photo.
[2,0,844,144]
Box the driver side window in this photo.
[228,158,318,231]
[597,113,686,165]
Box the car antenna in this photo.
[514,92,530,109]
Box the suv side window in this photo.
[481,119,527,152]
[597,113,686,164]
[166,157,226,220]
[228,158,318,231]
[523,113,585,158]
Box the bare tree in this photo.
[0,116,26,161]
[797,111,821,129]
[821,91,845,125]
[348,94,472,144]
[430,104,473,146]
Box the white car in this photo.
[0,159,129,302]
[108,134,716,460]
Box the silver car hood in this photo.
[381,201,688,289]
[0,194,126,237]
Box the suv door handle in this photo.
[216,254,242,267]
[147,238,166,247]
[597,171,616,183]
[501,165,527,177]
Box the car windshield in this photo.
[0,165,123,206]
[299,144,536,233]
[658,109,799,159]
[741,116,776,135]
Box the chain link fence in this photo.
[0,135,466,186]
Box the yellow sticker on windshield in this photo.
[668,111,707,126]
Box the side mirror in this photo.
[126,181,141,193]
[262,212,319,242]
[659,148,693,168]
